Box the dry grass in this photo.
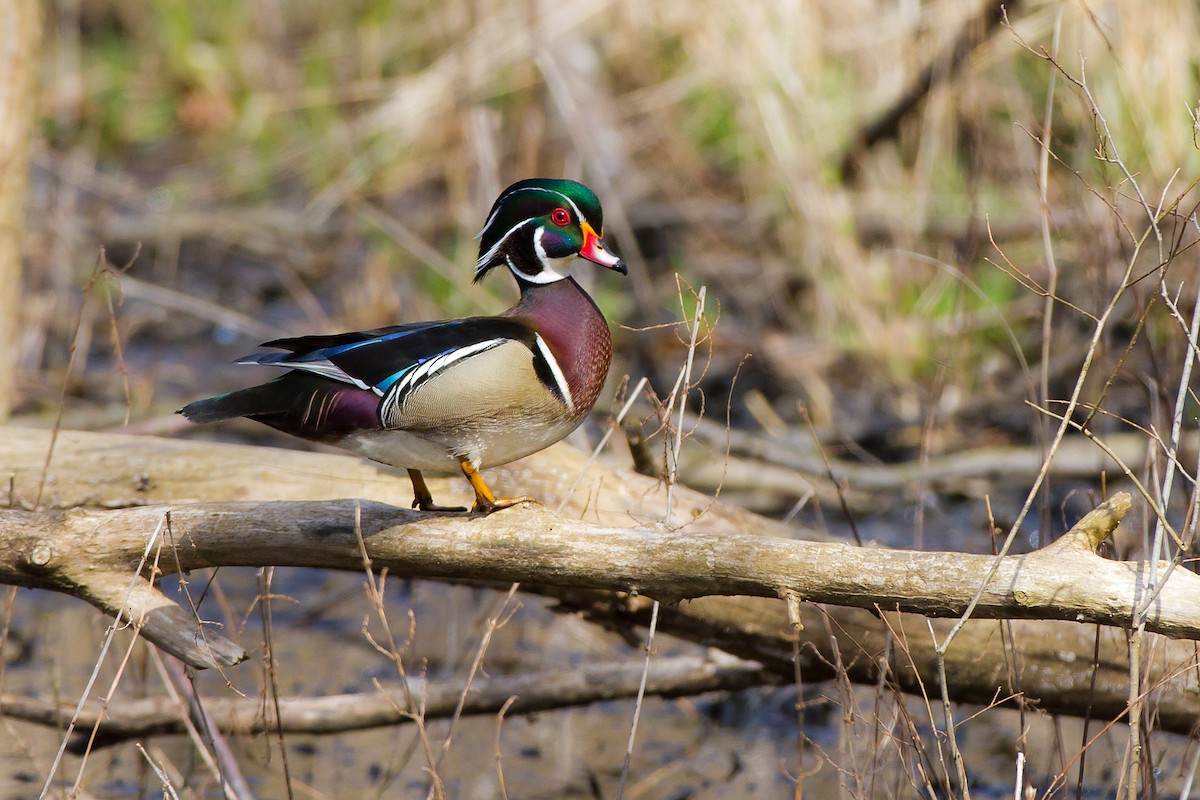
[20,1,1199,437]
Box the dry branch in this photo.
[4,426,1199,730]
[559,591,1200,737]
[0,424,801,670]
[1,425,791,539]
[6,491,1192,646]
[2,654,770,750]
[680,413,1190,509]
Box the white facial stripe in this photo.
[505,254,564,285]
[477,187,539,238]
[521,227,569,283]
[477,186,595,242]
[545,189,589,229]
[532,226,551,269]
[534,333,575,415]
[475,217,535,274]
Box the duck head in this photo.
[475,178,627,285]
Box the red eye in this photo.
[550,207,571,226]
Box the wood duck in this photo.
[180,178,626,513]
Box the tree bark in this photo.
[7,492,1191,642]
[1,654,771,750]
[680,412,1196,510]
[3,425,1197,732]
[2,425,796,539]
[0,1,40,421]
[556,590,1200,736]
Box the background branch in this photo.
[1,654,770,751]
[838,0,1019,181]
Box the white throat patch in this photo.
[503,226,569,284]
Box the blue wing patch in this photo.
[237,319,532,404]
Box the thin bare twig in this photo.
[352,503,445,799]
[427,583,520,785]
[257,566,295,800]
[135,744,181,800]
[494,695,518,800]
[38,511,168,800]
[614,598,660,800]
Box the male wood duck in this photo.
[180,178,626,513]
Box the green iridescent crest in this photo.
[475,178,605,281]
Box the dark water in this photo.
[3,553,1186,799]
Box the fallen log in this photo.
[1,654,771,750]
[1,425,1195,733]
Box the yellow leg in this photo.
[408,469,467,512]
[459,460,533,514]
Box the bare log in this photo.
[559,592,1200,737]
[5,493,1185,646]
[680,413,1193,507]
[4,425,1198,731]
[1,654,771,750]
[1,425,795,540]
[0,424,800,670]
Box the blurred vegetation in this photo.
[21,0,1200,462]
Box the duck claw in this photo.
[471,495,535,514]
[412,498,468,513]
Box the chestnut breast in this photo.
[506,277,613,418]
